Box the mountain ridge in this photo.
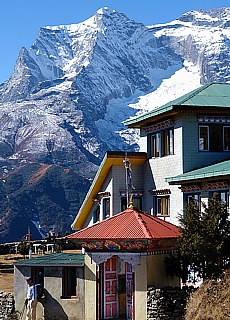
[0,6,229,242]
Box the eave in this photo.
[71,151,147,230]
[166,159,230,184]
[124,83,230,128]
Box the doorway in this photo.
[100,256,134,319]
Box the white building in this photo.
[72,83,230,230]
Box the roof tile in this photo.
[67,207,181,241]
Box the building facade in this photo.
[72,83,230,230]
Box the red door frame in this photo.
[98,256,135,320]
[103,256,119,319]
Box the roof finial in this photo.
[128,194,134,208]
[123,155,133,209]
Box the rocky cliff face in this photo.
[0,7,230,170]
[0,7,229,241]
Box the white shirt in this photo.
[27,284,37,301]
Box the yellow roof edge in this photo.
[71,151,147,230]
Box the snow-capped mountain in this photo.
[0,7,230,175]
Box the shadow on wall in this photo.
[39,289,68,320]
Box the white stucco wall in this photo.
[143,116,184,225]
[84,254,97,320]
[14,264,85,320]
[134,256,147,320]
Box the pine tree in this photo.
[178,194,230,281]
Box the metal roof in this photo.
[14,252,85,266]
[166,159,230,184]
[68,207,181,241]
[124,83,230,127]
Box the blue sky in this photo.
[0,0,229,84]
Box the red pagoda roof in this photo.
[67,207,181,241]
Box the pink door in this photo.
[126,262,134,320]
[104,257,119,319]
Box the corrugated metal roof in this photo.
[14,252,85,266]
[67,207,181,241]
[166,159,230,184]
[124,83,230,127]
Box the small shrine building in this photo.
[67,206,181,320]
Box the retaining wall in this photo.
[0,292,16,320]
[147,286,195,320]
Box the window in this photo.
[151,132,161,157]
[157,196,170,216]
[102,198,110,220]
[199,124,230,152]
[185,193,201,209]
[62,267,83,298]
[150,128,174,158]
[93,204,100,223]
[224,127,230,151]
[31,267,44,286]
[210,190,229,207]
[121,196,142,211]
[163,128,174,156]
[199,126,209,151]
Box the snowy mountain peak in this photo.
[0,6,230,172]
[96,7,117,15]
[178,7,230,26]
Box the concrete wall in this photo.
[14,264,85,320]
[84,254,97,320]
[134,256,147,320]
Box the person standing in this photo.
[25,276,37,320]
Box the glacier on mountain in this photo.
[0,6,230,175]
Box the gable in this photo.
[71,151,147,230]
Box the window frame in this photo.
[102,197,110,220]
[93,203,100,223]
[163,128,174,156]
[199,124,230,152]
[210,190,229,208]
[156,195,170,216]
[199,125,209,151]
[62,266,83,299]
[149,127,174,158]
[120,196,142,211]
[31,267,44,286]
[185,193,201,210]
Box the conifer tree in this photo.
[178,194,230,281]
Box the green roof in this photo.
[14,252,85,266]
[124,83,230,127]
[166,159,230,184]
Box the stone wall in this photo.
[147,286,195,320]
[0,292,16,320]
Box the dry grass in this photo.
[0,253,27,294]
[185,270,230,320]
